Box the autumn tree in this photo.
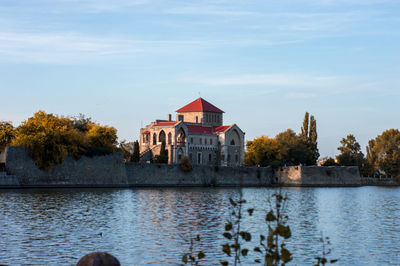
[336,134,365,168]
[245,136,280,167]
[0,121,15,150]
[12,111,118,170]
[366,129,400,176]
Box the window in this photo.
[210,139,213,145]
[200,138,202,145]
[196,116,198,123]
[159,130,166,143]
[191,137,193,144]
[178,115,184,121]
[168,132,172,144]
[197,152,202,164]
[205,139,207,145]
[230,139,235,146]
[209,154,212,162]
[153,133,157,145]
[227,154,231,162]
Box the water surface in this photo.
[0,187,399,265]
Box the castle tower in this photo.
[175,97,224,126]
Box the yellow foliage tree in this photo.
[12,111,118,170]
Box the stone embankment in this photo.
[0,146,398,188]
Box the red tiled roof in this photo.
[214,125,231,133]
[153,121,178,127]
[187,125,214,134]
[176,98,224,113]
[143,130,150,134]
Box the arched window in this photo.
[159,130,166,143]
[177,128,186,145]
[168,132,172,144]
[196,116,198,123]
[153,133,157,145]
[209,154,212,162]
[230,139,235,146]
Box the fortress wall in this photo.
[277,165,361,186]
[126,163,274,187]
[4,146,128,187]
[0,146,380,187]
[361,177,399,186]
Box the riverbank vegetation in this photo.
[245,112,319,167]
[0,111,118,170]
[244,112,400,177]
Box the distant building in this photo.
[139,98,245,166]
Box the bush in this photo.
[180,156,193,172]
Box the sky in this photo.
[0,0,399,158]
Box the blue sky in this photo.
[0,0,399,157]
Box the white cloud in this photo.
[166,6,259,16]
[185,74,341,88]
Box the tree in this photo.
[245,136,280,167]
[12,111,118,170]
[321,157,337,166]
[301,112,309,142]
[336,134,364,167]
[154,141,168,163]
[275,129,312,165]
[131,140,140,162]
[366,129,400,176]
[0,121,15,150]
[300,112,319,165]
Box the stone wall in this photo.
[1,146,391,187]
[4,146,128,187]
[126,163,274,187]
[276,165,361,186]
[360,176,399,186]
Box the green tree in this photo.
[131,140,140,162]
[0,121,15,150]
[154,141,168,163]
[336,134,365,168]
[366,129,400,176]
[309,115,319,163]
[300,112,319,165]
[300,112,309,142]
[275,129,312,165]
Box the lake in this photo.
[0,186,399,265]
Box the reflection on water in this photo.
[0,187,399,265]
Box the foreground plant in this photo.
[314,233,338,265]
[181,235,206,266]
[253,190,292,265]
[221,190,254,266]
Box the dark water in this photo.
[0,187,399,265]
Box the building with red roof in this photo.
[139,98,244,166]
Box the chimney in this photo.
[168,114,172,121]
